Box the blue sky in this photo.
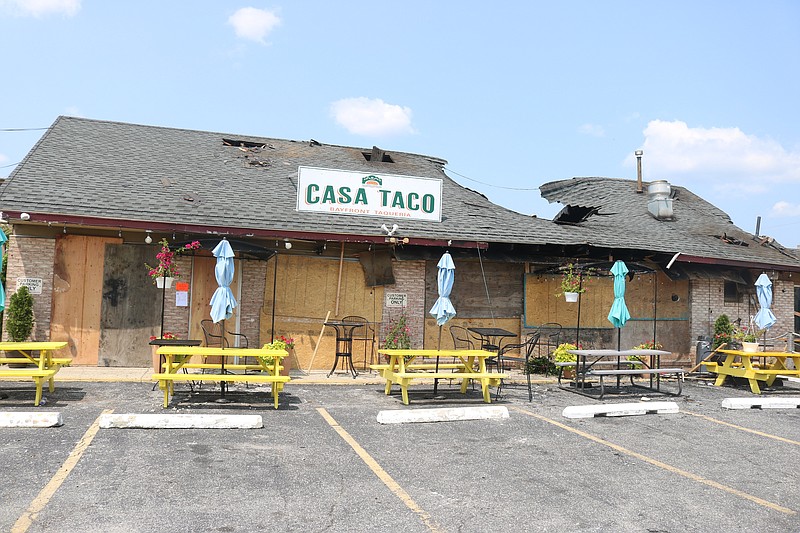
[2,1,799,248]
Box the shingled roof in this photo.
[0,116,578,248]
[539,177,800,270]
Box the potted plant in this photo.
[382,314,412,350]
[5,285,35,367]
[627,340,663,375]
[555,263,585,302]
[259,335,295,376]
[733,323,761,353]
[552,342,578,378]
[145,238,202,288]
[149,331,178,372]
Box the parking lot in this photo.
[2,375,800,532]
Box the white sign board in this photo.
[297,166,442,222]
[385,292,408,308]
[16,277,43,295]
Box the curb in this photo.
[0,412,63,427]
[562,401,679,419]
[99,413,263,429]
[377,406,509,424]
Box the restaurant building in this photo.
[1,116,798,369]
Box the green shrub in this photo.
[712,314,733,349]
[525,355,557,375]
[6,286,34,341]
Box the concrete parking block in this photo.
[99,413,263,429]
[0,411,63,427]
[376,406,509,424]
[721,397,800,410]
[562,402,679,419]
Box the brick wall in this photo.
[161,255,192,338]
[239,259,266,347]
[690,277,797,348]
[381,259,426,348]
[3,234,56,341]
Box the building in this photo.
[2,116,797,369]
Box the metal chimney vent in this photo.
[647,180,674,220]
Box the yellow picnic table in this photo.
[154,345,290,408]
[373,349,506,405]
[705,349,800,394]
[0,341,71,405]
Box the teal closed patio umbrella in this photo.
[607,260,631,350]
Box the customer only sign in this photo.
[16,277,43,294]
[297,166,442,222]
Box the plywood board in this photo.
[262,254,383,370]
[50,235,121,365]
[99,244,161,366]
[525,271,690,328]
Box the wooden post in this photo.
[307,311,331,373]
[334,242,344,316]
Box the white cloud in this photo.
[330,97,415,136]
[578,123,605,137]
[0,0,80,17]
[64,105,83,117]
[633,120,800,185]
[772,201,800,217]
[228,7,280,45]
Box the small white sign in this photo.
[385,292,408,308]
[16,277,43,295]
[175,291,188,307]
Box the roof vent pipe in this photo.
[635,149,644,193]
[647,180,674,219]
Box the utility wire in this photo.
[0,127,48,131]
[1,161,20,169]
[444,167,541,191]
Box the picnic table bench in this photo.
[706,350,800,394]
[374,349,505,405]
[0,341,71,405]
[562,349,684,399]
[155,346,290,408]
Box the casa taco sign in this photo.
[297,166,443,222]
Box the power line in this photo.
[0,161,20,169]
[0,127,48,132]
[444,167,541,191]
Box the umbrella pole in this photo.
[160,274,166,338]
[434,326,442,394]
[220,319,227,398]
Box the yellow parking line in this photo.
[511,406,795,516]
[12,409,113,533]
[682,409,800,446]
[317,408,444,533]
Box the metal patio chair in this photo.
[496,332,540,401]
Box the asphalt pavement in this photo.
[2,370,800,532]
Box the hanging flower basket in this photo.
[155,276,174,289]
[564,291,579,303]
[741,342,758,353]
[145,238,202,285]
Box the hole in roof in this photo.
[222,138,267,149]
[362,151,394,163]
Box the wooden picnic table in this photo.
[0,341,71,405]
[154,346,290,408]
[373,349,506,405]
[705,349,800,394]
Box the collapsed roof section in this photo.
[538,177,800,270]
